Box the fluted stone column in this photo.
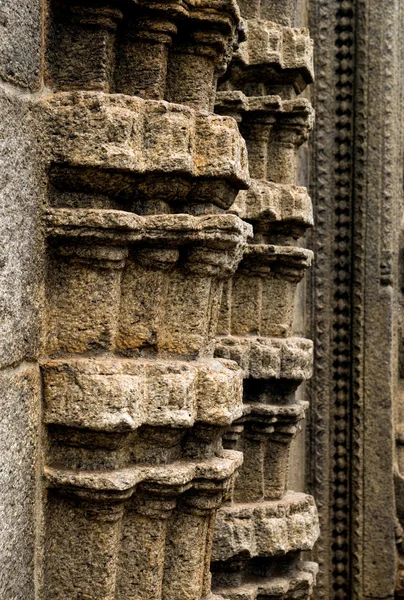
[211,3,319,598]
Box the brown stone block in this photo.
[45,209,251,356]
[215,336,313,381]
[222,19,314,95]
[211,492,319,563]
[40,92,250,210]
[229,180,313,238]
[42,356,243,431]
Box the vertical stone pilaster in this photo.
[40,2,252,599]
[211,3,319,599]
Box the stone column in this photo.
[211,4,319,598]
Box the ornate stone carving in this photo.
[210,2,318,599]
[307,0,403,598]
[39,2,256,599]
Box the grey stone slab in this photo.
[0,88,46,370]
[0,0,42,90]
[0,364,41,600]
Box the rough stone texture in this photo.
[0,7,46,594]
[306,0,404,598]
[37,3,254,599]
[0,0,42,90]
[0,1,322,599]
[0,365,41,600]
[213,562,318,600]
[210,2,318,599]
[0,89,45,370]
[212,492,319,562]
[220,19,314,96]
[41,92,250,211]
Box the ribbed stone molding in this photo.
[211,2,318,598]
[40,3,253,599]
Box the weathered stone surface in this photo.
[214,561,318,600]
[215,336,313,380]
[0,0,324,598]
[217,246,312,339]
[45,209,252,357]
[47,0,244,109]
[229,180,313,238]
[212,492,319,562]
[226,401,309,502]
[42,357,243,430]
[221,19,314,94]
[0,0,42,89]
[0,89,45,370]
[0,365,41,600]
[211,4,317,598]
[41,92,250,210]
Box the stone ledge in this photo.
[42,356,243,431]
[44,449,243,495]
[239,245,313,279]
[213,562,318,600]
[212,492,319,562]
[39,92,250,208]
[46,208,252,263]
[241,400,309,431]
[215,336,313,380]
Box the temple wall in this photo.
[0,1,46,599]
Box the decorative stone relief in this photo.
[210,2,319,599]
[40,2,253,599]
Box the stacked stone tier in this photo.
[219,19,314,96]
[211,7,317,598]
[40,91,250,213]
[216,245,313,341]
[212,492,319,563]
[42,139,252,600]
[229,181,313,239]
[215,335,313,381]
[215,91,314,189]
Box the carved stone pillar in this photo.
[40,3,251,599]
[211,3,319,598]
